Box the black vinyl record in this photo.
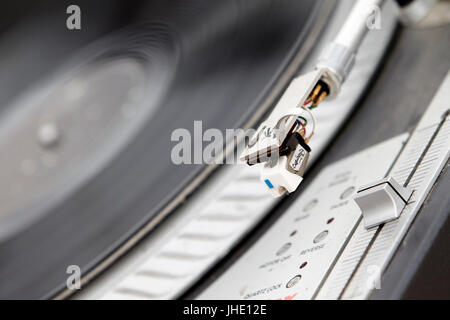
[0,0,330,298]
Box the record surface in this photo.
[0,0,329,298]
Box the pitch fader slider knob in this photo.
[353,177,412,229]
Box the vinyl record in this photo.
[0,0,329,298]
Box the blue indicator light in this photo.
[264,179,274,189]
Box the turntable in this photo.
[0,0,448,300]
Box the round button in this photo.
[340,186,356,199]
[313,230,329,244]
[303,199,318,212]
[286,275,301,288]
[276,242,292,256]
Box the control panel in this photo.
[199,70,450,300]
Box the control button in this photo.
[354,176,412,229]
[303,199,318,212]
[313,230,328,243]
[286,275,301,288]
[276,242,292,256]
[340,186,356,199]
